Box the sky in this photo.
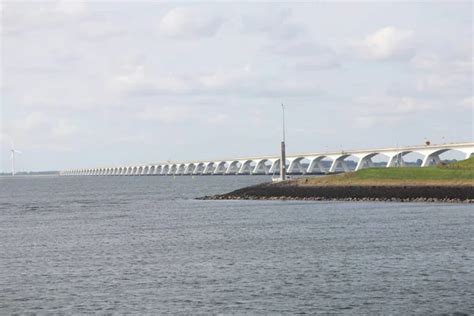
[1,1,473,172]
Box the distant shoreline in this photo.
[0,173,59,178]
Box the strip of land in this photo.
[200,158,474,202]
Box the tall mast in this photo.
[11,151,15,176]
[280,103,286,180]
[282,103,286,142]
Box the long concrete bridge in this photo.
[61,142,474,176]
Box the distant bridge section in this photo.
[61,142,474,176]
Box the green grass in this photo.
[353,164,473,180]
[440,156,474,170]
[300,157,474,186]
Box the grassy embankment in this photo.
[297,157,474,186]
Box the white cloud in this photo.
[353,26,414,60]
[77,18,125,40]
[158,7,224,39]
[109,63,323,98]
[460,96,473,109]
[109,64,254,96]
[267,41,331,57]
[9,112,77,144]
[416,73,469,94]
[16,112,50,131]
[410,52,440,70]
[292,58,339,71]
[451,55,473,74]
[240,7,305,40]
[353,95,436,128]
[356,95,436,114]
[54,0,87,16]
[411,51,472,74]
[136,106,192,123]
[207,113,229,124]
[2,1,88,35]
[0,132,11,149]
[52,120,77,138]
[196,66,252,90]
[109,64,191,95]
[266,40,339,70]
[409,49,472,97]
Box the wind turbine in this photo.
[10,141,21,176]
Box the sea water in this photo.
[1,175,473,314]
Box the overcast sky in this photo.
[1,1,473,172]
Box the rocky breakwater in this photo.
[199,181,474,203]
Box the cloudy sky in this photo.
[1,1,472,172]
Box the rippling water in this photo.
[1,175,473,314]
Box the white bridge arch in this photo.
[60,142,474,176]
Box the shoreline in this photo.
[199,182,474,203]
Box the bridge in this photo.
[61,142,474,176]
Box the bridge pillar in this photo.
[170,165,175,175]
[238,160,253,175]
[202,162,215,175]
[193,163,205,175]
[269,159,284,175]
[421,153,442,167]
[329,155,350,173]
[225,161,240,174]
[252,160,270,174]
[306,157,327,173]
[386,152,407,168]
[417,149,449,167]
[213,162,227,174]
[176,164,185,175]
[183,164,194,175]
[160,165,169,175]
[354,153,379,171]
[147,165,154,175]
[166,165,174,175]
[288,158,306,174]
